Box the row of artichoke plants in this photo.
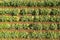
[0,31,59,39]
[0,8,60,15]
[0,0,60,7]
[0,23,60,30]
[0,16,60,22]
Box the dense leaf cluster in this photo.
[0,8,60,15]
[0,16,59,22]
[0,0,60,7]
[0,31,59,39]
[0,23,60,30]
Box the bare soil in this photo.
[0,22,59,24]
[0,14,60,17]
[2,6,60,9]
[0,29,60,32]
[0,38,60,40]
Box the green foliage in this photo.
[39,8,51,15]
[49,16,56,22]
[20,16,34,22]
[57,24,60,30]
[0,31,59,38]
[50,9,60,15]
[56,16,60,22]
[34,16,40,22]
[29,24,42,30]
[0,8,60,15]
[19,32,28,38]
[11,9,19,16]
[49,23,57,30]
[43,24,50,30]
[1,0,59,7]
[27,1,33,7]
[0,0,59,39]
[20,9,27,15]
[0,23,59,30]
[0,16,59,22]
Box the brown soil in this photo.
[0,38,60,40]
[1,0,43,2]
[0,22,33,24]
[0,29,60,32]
[0,14,60,17]
[2,6,60,9]
[0,22,59,24]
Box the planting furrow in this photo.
[2,6,60,8]
[0,29,60,32]
[0,22,59,24]
[0,38,59,40]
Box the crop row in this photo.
[0,8,60,15]
[0,16,60,22]
[0,0,60,7]
[0,31,59,39]
[0,23,60,30]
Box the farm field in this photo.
[0,0,60,40]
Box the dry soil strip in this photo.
[0,22,59,24]
[0,29,60,32]
[2,6,60,9]
[0,38,59,40]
